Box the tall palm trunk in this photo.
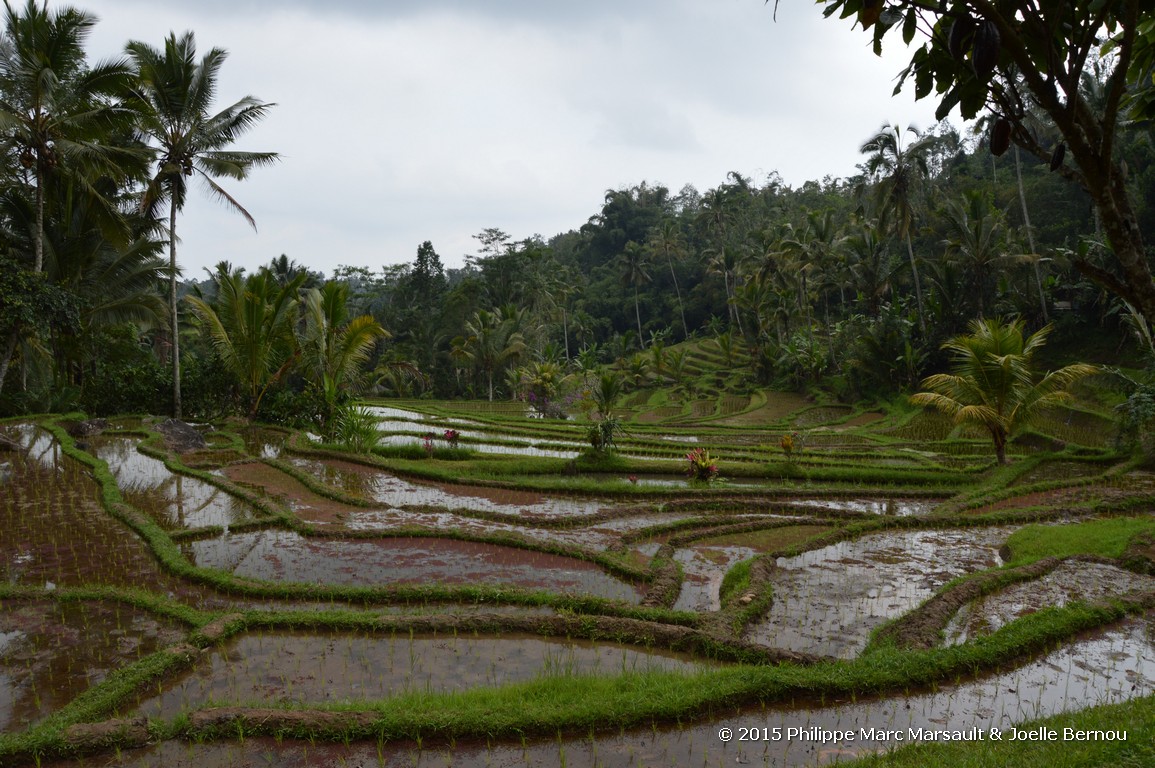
[1014,146,1048,322]
[665,252,688,339]
[904,233,927,334]
[0,165,47,395]
[634,285,643,346]
[34,166,45,273]
[0,331,19,395]
[170,199,182,419]
[562,306,570,361]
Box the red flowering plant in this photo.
[685,448,719,483]
[443,429,460,449]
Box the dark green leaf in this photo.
[903,8,918,45]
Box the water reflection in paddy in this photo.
[130,631,713,720]
[285,456,611,518]
[945,559,1155,645]
[746,527,1013,658]
[184,530,642,602]
[238,426,288,459]
[48,616,1155,768]
[1,600,184,732]
[89,436,259,529]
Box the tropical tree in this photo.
[297,280,388,433]
[810,0,1155,329]
[0,0,137,272]
[911,318,1097,464]
[698,187,744,331]
[842,213,896,318]
[860,122,940,334]
[127,31,277,419]
[646,218,689,339]
[452,308,527,401]
[185,263,302,420]
[0,0,138,393]
[939,190,1008,319]
[620,241,650,345]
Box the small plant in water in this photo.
[422,432,436,457]
[685,447,719,483]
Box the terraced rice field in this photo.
[2,393,1153,767]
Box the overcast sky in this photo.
[75,0,951,277]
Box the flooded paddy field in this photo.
[1,600,184,732]
[183,530,644,602]
[37,615,1155,767]
[945,560,1155,645]
[745,527,1015,658]
[3,403,1153,767]
[1,428,219,602]
[281,455,612,519]
[128,630,713,720]
[90,436,260,530]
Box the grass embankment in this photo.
[1004,516,1155,565]
[844,695,1155,767]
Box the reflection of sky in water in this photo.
[674,544,758,612]
[945,560,1155,645]
[521,617,1155,768]
[746,527,1013,658]
[134,631,712,719]
[186,530,641,603]
[791,498,936,516]
[96,618,1155,768]
[89,437,258,529]
[286,457,609,518]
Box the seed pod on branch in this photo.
[989,118,1012,156]
[859,0,883,30]
[948,12,975,63]
[972,20,1001,80]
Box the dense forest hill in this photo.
[1,2,1153,430]
[305,119,1152,403]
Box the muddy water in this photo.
[88,436,259,530]
[745,527,1013,658]
[238,426,288,459]
[792,498,937,516]
[43,616,1155,768]
[674,544,758,612]
[945,560,1155,645]
[184,531,642,602]
[1,427,183,592]
[128,631,712,719]
[280,457,612,519]
[0,600,184,732]
[0,425,264,611]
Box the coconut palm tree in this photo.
[0,0,139,394]
[127,31,278,419]
[911,318,1097,464]
[620,241,650,346]
[0,0,137,273]
[940,191,1008,319]
[452,308,526,401]
[646,218,689,339]
[860,123,940,334]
